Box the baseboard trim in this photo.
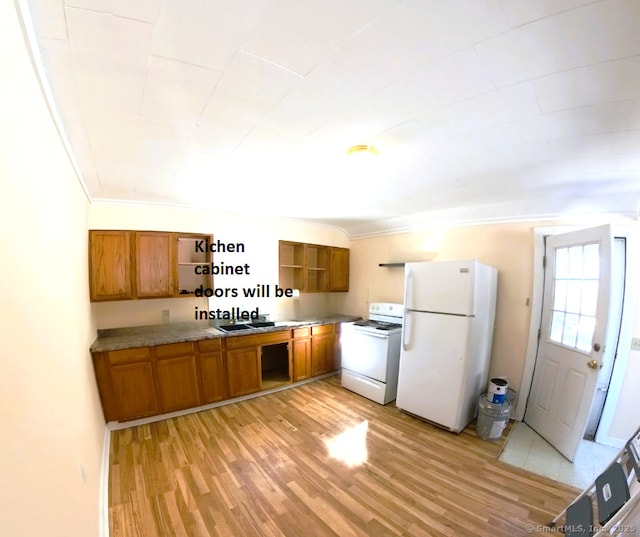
[99,425,111,537]
[107,372,337,431]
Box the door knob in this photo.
[587,360,599,369]
[593,343,601,352]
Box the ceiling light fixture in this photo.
[347,144,379,156]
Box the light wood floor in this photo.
[109,376,578,536]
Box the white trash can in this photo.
[476,394,511,441]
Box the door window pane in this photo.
[568,246,584,278]
[565,280,582,314]
[553,280,567,311]
[549,242,598,354]
[562,313,579,347]
[583,244,599,279]
[580,281,598,316]
[577,316,595,353]
[556,248,568,278]
[550,311,565,342]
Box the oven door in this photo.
[341,324,390,383]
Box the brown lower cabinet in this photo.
[155,342,200,413]
[226,347,262,397]
[291,327,311,381]
[225,330,291,397]
[92,324,339,422]
[310,324,336,376]
[110,362,159,420]
[93,346,160,422]
[198,339,226,403]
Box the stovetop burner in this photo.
[354,320,403,331]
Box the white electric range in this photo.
[341,303,403,405]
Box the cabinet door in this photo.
[89,230,133,302]
[135,231,174,298]
[92,353,118,421]
[311,333,336,376]
[200,352,226,403]
[156,354,201,412]
[110,362,160,421]
[292,328,311,381]
[329,247,350,292]
[227,347,261,397]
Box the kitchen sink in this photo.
[246,321,275,328]
[217,324,253,332]
[216,321,275,332]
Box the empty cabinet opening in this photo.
[261,343,289,389]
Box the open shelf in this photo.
[278,240,349,293]
[261,343,290,390]
[177,234,212,295]
[305,244,328,292]
[279,241,305,291]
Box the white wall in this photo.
[0,3,106,536]
[336,224,537,392]
[89,202,350,327]
[607,272,640,441]
[342,222,640,447]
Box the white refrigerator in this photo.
[396,260,498,433]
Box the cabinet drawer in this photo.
[311,324,334,336]
[225,330,289,350]
[107,346,151,365]
[293,327,310,338]
[198,338,222,353]
[154,341,194,358]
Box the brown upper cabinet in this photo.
[135,231,174,298]
[89,230,134,302]
[329,247,350,291]
[278,241,349,293]
[89,230,212,302]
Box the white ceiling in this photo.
[21,0,640,237]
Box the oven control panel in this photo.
[369,302,404,319]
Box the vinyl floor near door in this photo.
[109,376,577,537]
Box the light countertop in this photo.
[90,315,359,353]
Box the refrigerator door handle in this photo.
[403,267,412,308]
[402,310,412,351]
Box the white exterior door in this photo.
[524,225,612,461]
